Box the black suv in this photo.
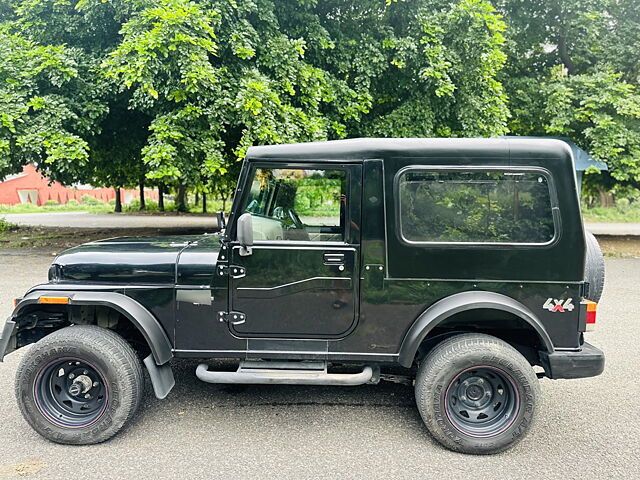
[0,138,605,454]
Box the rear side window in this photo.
[397,169,556,244]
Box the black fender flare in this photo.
[13,290,173,366]
[397,290,554,367]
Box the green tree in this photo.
[497,0,640,189]
[1,0,521,209]
[0,26,100,182]
[310,0,509,138]
[104,0,511,200]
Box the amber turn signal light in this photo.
[38,296,70,304]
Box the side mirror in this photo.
[237,212,253,256]
[216,211,226,232]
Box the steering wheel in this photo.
[287,208,305,230]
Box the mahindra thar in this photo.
[0,138,605,454]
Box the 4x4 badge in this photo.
[543,298,574,312]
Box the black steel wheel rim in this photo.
[34,357,109,428]
[444,365,519,437]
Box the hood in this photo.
[51,234,220,285]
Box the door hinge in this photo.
[217,310,246,325]
[216,264,246,278]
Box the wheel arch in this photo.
[12,290,173,366]
[398,291,554,368]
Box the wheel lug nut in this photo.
[68,373,75,379]
[93,382,99,387]
[85,394,91,399]
[478,379,484,384]
[83,370,88,375]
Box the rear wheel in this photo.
[415,333,540,454]
[15,325,144,444]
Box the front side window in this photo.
[242,167,347,242]
[397,169,555,244]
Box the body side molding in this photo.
[397,290,554,367]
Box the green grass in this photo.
[582,203,640,223]
[0,203,113,214]
[124,198,227,213]
[0,218,17,231]
[0,198,228,215]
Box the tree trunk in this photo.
[139,177,145,210]
[202,192,207,213]
[158,184,164,212]
[597,187,614,208]
[114,187,122,213]
[176,184,188,212]
[195,192,199,206]
[557,34,576,75]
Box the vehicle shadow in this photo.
[125,358,437,445]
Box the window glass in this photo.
[398,170,555,244]
[243,168,347,242]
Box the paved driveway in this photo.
[0,254,638,479]
[585,222,640,236]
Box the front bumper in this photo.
[0,318,16,362]
[541,342,605,379]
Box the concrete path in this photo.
[584,222,640,236]
[1,211,218,230]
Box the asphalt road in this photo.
[0,254,638,479]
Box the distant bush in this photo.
[44,200,59,206]
[616,198,630,211]
[66,199,79,206]
[108,199,116,206]
[125,198,141,210]
[145,199,158,210]
[80,194,103,205]
[125,198,160,211]
[0,218,16,232]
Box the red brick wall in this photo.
[0,165,158,206]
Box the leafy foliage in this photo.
[0,26,96,182]
[0,0,638,208]
[498,0,640,186]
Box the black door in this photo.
[228,163,361,338]
[230,244,358,337]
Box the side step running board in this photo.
[196,361,375,386]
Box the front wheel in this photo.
[415,333,540,454]
[15,325,144,445]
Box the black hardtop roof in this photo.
[246,137,573,162]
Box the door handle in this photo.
[323,253,345,264]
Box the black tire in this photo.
[415,333,540,455]
[584,231,605,303]
[15,325,144,445]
